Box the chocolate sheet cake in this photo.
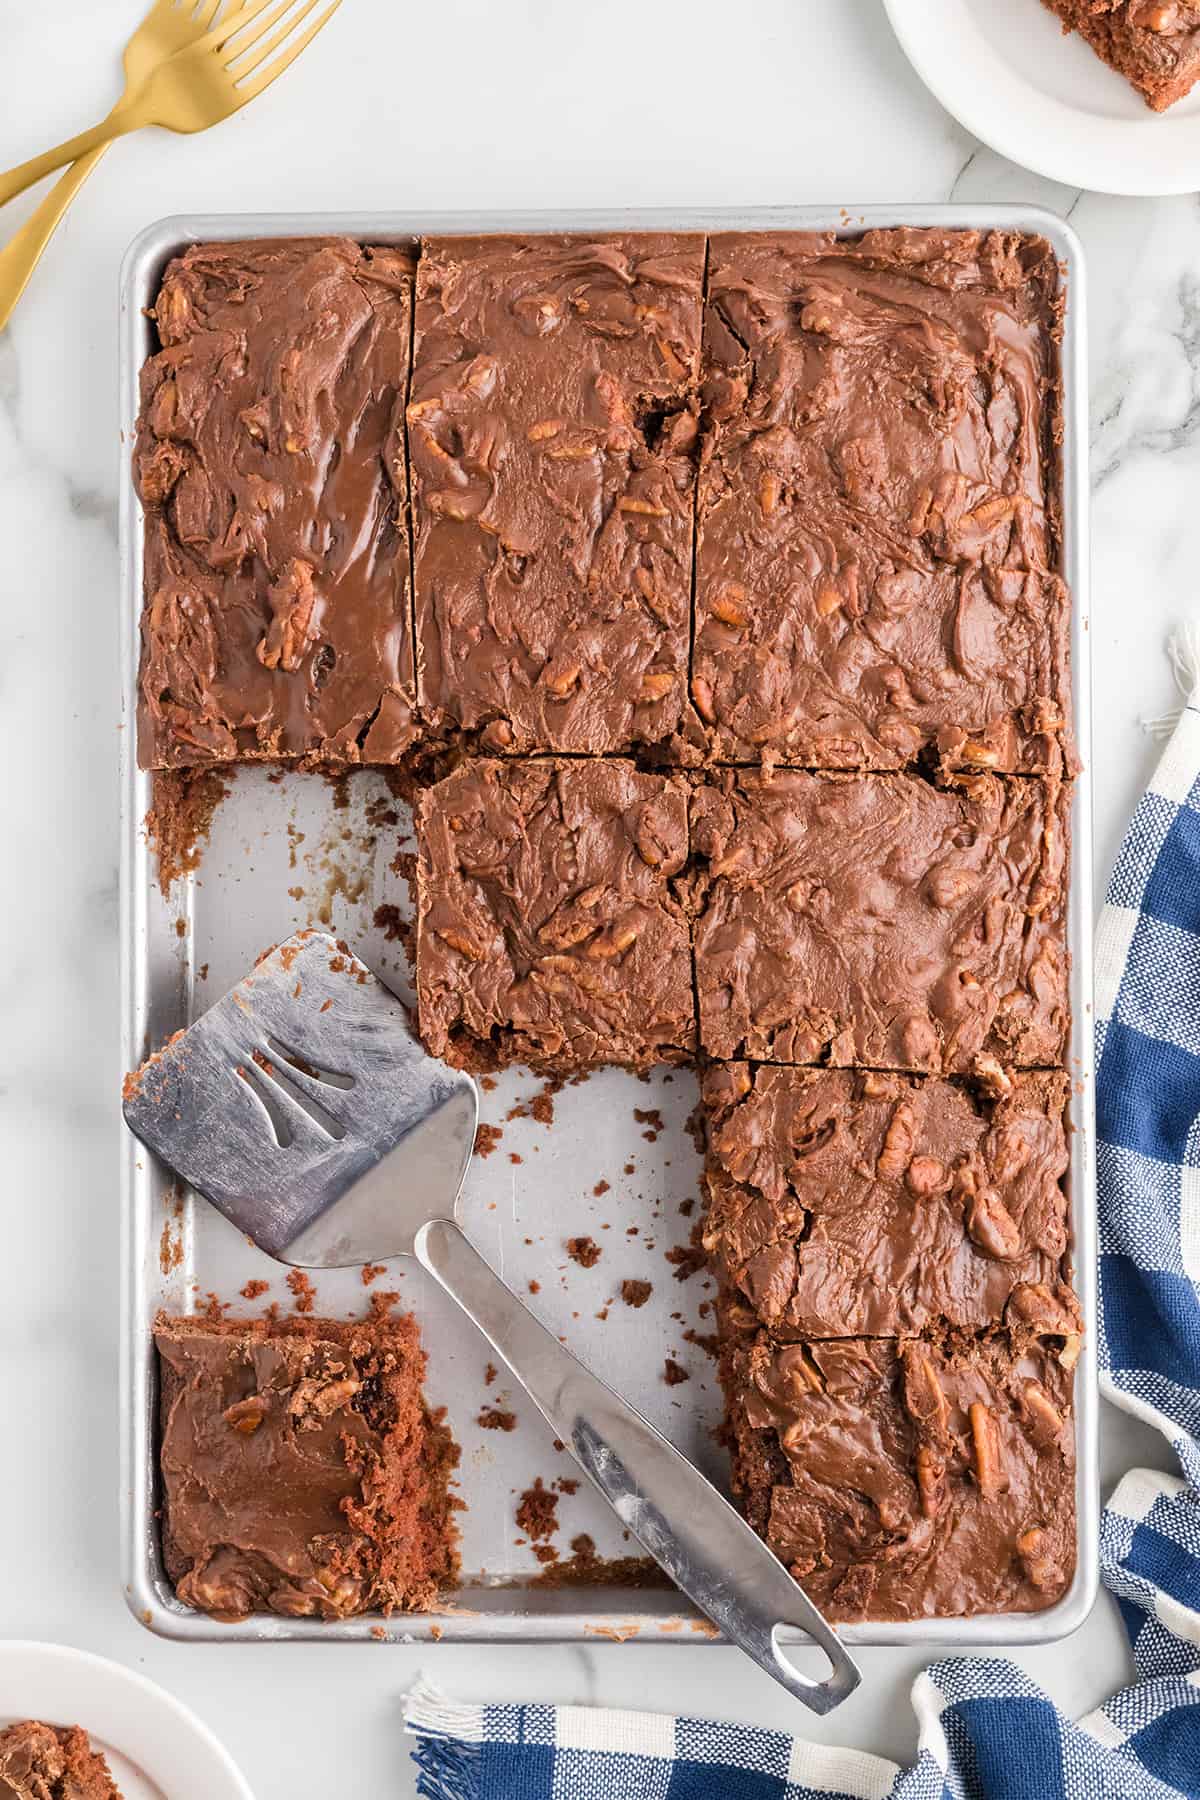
[135,238,417,769]
[135,226,1081,1626]
[410,234,705,757]
[0,1723,122,1800]
[1043,0,1200,110]
[155,1311,458,1621]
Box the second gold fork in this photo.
[0,0,339,331]
[0,0,242,332]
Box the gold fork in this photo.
[0,0,247,331]
[0,0,341,212]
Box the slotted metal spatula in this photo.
[122,928,860,1714]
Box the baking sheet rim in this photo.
[118,203,1098,1648]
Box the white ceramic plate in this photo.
[0,1644,253,1800]
[883,0,1200,195]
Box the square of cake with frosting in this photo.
[701,1063,1072,1339]
[135,238,417,768]
[720,1312,1080,1621]
[410,234,705,757]
[695,229,1072,775]
[155,1311,458,1620]
[416,757,695,1070]
[690,768,1069,1073]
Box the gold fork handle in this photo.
[0,112,134,209]
[0,148,107,332]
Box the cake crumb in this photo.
[361,1263,388,1286]
[535,1078,563,1121]
[286,1269,316,1314]
[565,1235,602,1269]
[474,1123,503,1159]
[685,1099,707,1157]
[484,1362,498,1385]
[663,1357,690,1386]
[373,903,406,942]
[664,1245,706,1282]
[621,1279,653,1308]
[634,1106,663,1143]
[240,1278,269,1301]
[159,1223,182,1274]
[478,1407,518,1432]
[593,1179,610,1196]
[515,1478,558,1542]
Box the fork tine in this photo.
[232,0,341,88]
[189,0,274,55]
[218,0,305,63]
[196,0,225,24]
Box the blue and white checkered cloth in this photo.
[405,635,1200,1799]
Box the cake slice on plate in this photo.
[0,1721,122,1799]
[1043,1,1200,110]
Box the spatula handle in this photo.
[414,1217,861,1715]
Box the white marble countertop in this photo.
[0,0,1191,1790]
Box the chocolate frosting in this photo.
[410,235,705,755]
[702,1064,1071,1338]
[0,1725,119,1800]
[691,768,1069,1072]
[155,1313,457,1621]
[696,229,1070,774]
[723,1323,1078,1621]
[135,239,416,768]
[416,757,695,1067]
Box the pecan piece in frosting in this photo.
[901,1346,949,1436]
[915,1444,947,1520]
[257,559,322,673]
[968,1401,1007,1495]
[1016,1526,1059,1592]
[965,1187,1024,1261]
[876,1102,916,1180]
[1006,1281,1082,1338]
[1020,1381,1066,1449]
[138,438,190,504]
[223,1395,267,1435]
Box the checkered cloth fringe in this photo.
[405,630,1200,1800]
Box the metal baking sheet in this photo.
[119,206,1097,1647]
